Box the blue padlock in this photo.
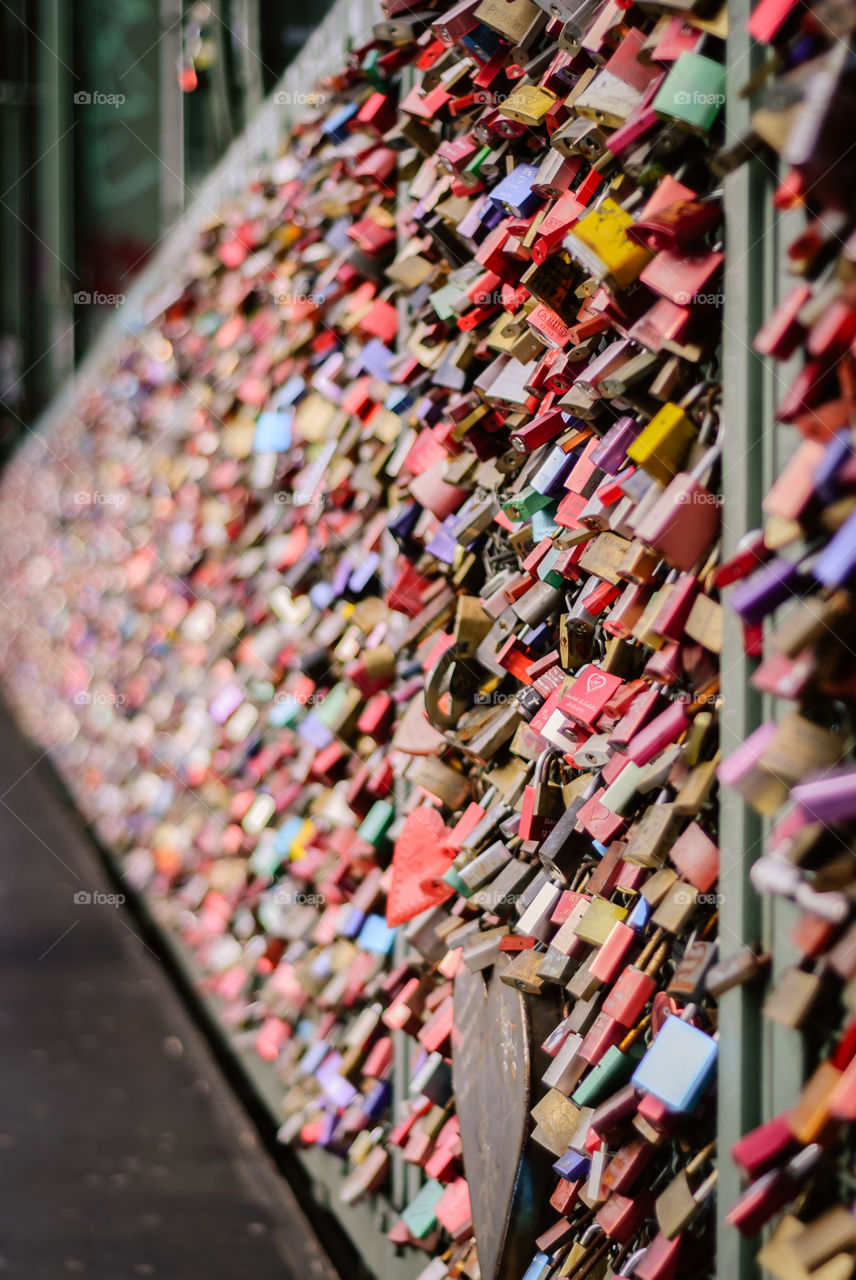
[814,507,856,588]
[254,408,293,452]
[489,163,541,219]
[553,1149,590,1181]
[631,1014,717,1112]
[626,895,653,931]
[520,1253,552,1280]
[357,914,397,956]
[532,445,577,497]
[321,101,358,142]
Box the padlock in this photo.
[572,1016,650,1109]
[652,51,725,133]
[654,1142,716,1238]
[519,749,567,842]
[602,933,670,1028]
[634,443,721,571]
[626,400,698,487]
[564,198,654,290]
[726,1146,823,1237]
[762,965,823,1029]
[632,1009,717,1112]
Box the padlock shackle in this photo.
[634,926,665,971]
[642,940,670,979]
[618,1011,651,1052]
[533,745,562,786]
[686,1139,717,1176]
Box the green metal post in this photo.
[717,6,767,1279]
[37,0,74,389]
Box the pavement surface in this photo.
[0,705,335,1280]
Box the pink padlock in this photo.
[634,444,721,571]
[626,696,692,766]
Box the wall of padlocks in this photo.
[0,0,854,1277]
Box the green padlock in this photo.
[357,799,395,849]
[429,282,462,322]
[502,485,553,522]
[462,143,493,186]
[652,52,726,134]
[537,546,566,590]
[571,1018,649,1107]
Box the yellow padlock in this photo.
[627,401,698,486]
[565,197,653,289]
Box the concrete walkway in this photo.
[0,705,334,1280]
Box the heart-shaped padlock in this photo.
[386,806,455,926]
[452,955,559,1280]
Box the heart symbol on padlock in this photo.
[586,671,607,691]
[452,957,559,1280]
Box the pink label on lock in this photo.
[558,665,624,727]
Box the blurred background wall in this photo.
[0,0,334,457]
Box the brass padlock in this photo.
[560,614,595,670]
[762,965,823,1029]
[499,948,548,996]
[655,1142,717,1238]
[624,800,685,867]
[651,879,700,933]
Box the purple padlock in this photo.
[792,767,856,825]
[457,193,490,240]
[359,338,395,380]
[590,416,644,474]
[729,557,803,625]
[480,201,506,231]
[532,444,577,496]
[362,1080,392,1121]
[813,428,851,502]
[348,551,380,593]
[316,1053,359,1108]
[425,519,460,565]
[332,557,352,596]
[813,507,856,589]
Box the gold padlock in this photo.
[684,593,724,652]
[624,802,685,867]
[498,947,548,996]
[530,1089,582,1156]
[651,879,699,934]
[498,84,557,127]
[578,532,633,585]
